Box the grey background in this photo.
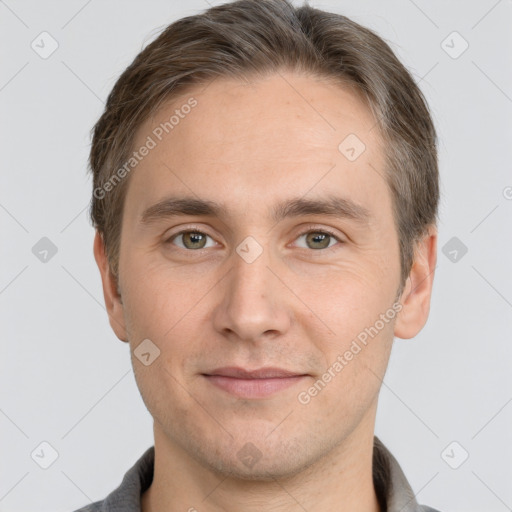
[1,1,511,511]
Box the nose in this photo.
[211,242,291,343]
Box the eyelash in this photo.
[164,225,345,252]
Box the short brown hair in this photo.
[89,0,439,293]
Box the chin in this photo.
[188,433,325,482]
[203,455,308,482]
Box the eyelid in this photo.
[290,224,346,251]
[293,223,346,241]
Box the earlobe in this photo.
[394,227,437,340]
[93,231,129,342]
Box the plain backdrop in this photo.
[1,1,511,511]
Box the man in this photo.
[75,0,440,510]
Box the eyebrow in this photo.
[140,194,372,226]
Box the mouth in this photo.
[202,367,309,399]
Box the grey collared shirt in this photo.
[72,437,441,512]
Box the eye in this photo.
[293,228,344,250]
[164,226,345,252]
[166,229,217,250]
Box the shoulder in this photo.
[71,502,104,512]
[69,446,155,512]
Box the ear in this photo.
[394,226,437,340]
[93,231,128,342]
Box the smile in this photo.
[202,367,309,399]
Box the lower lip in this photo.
[204,375,307,399]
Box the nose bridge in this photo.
[232,238,272,301]
[212,237,290,341]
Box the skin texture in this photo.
[94,71,437,512]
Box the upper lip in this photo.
[204,367,306,379]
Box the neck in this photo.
[142,414,381,512]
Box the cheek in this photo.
[130,353,196,440]
[292,260,397,335]
[292,263,397,391]
[303,315,394,422]
[122,257,205,328]
[121,258,220,391]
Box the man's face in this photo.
[114,72,403,478]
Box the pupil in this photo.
[308,232,329,249]
[187,233,204,248]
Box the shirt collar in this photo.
[91,436,427,512]
[373,436,425,511]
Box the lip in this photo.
[202,366,308,399]
[205,366,305,379]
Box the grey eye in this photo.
[171,231,215,250]
[295,231,339,250]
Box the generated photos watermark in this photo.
[93,97,198,200]
[297,301,403,405]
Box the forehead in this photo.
[124,71,389,223]
[142,72,380,155]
